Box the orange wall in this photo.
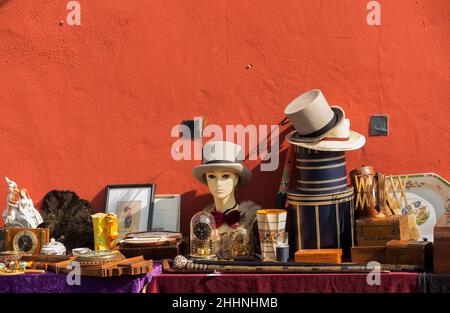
[0,0,449,233]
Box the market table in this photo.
[148,272,422,293]
[0,263,162,293]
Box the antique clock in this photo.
[190,211,217,260]
[4,228,49,255]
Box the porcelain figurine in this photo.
[2,177,43,228]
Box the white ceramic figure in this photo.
[2,177,43,228]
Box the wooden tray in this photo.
[56,255,153,277]
[20,255,76,271]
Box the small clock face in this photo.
[193,222,211,240]
[13,230,38,254]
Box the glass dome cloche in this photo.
[190,211,217,260]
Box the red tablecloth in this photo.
[149,272,420,293]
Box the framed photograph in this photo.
[105,184,156,239]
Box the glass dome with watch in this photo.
[189,211,217,260]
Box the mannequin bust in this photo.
[205,169,240,235]
[192,141,261,259]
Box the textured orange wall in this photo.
[0,0,449,232]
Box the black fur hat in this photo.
[39,190,94,252]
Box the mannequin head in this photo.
[205,170,239,200]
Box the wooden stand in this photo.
[21,255,76,271]
[56,255,153,277]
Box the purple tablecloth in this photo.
[0,264,162,293]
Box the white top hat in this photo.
[286,118,366,151]
[284,89,345,143]
[192,141,252,187]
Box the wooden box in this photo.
[119,240,186,260]
[385,240,433,267]
[434,214,450,273]
[351,246,386,263]
[356,215,409,246]
[295,249,342,264]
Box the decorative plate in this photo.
[392,173,450,242]
[75,250,125,266]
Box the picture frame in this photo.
[151,194,181,232]
[105,184,156,239]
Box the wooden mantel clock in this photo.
[4,228,49,254]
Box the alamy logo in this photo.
[67,1,81,26]
[66,261,81,286]
[366,261,381,286]
[367,1,381,26]
[170,117,280,171]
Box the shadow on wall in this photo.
[178,125,293,234]
[34,125,293,236]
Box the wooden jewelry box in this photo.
[118,231,186,260]
[356,215,409,246]
[295,249,343,264]
[385,240,433,268]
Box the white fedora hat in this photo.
[284,89,345,143]
[192,141,252,187]
[286,118,366,151]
